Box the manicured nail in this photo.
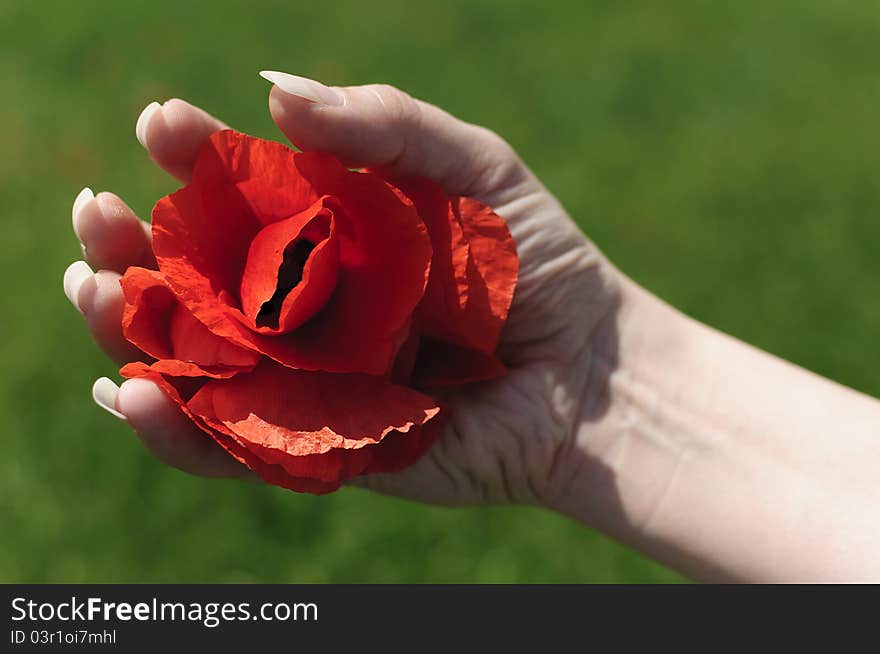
[92,377,127,421]
[63,260,94,313]
[135,101,162,148]
[259,70,343,106]
[71,186,94,241]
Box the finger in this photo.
[63,261,142,365]
[94,376,252,479]
[260,71,538,204]
[72,188,155,273]
[136,98,229,182]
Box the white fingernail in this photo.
[259,70,344,106]
[92,377,127,421]
[63,260,94,314]
[71,186,94,240]
[135,101,162,148]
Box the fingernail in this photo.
[259,70,343,106]
[71,186,94,241]
[63,260,94,314]
[92,377,127,421]
[135,101,162,148]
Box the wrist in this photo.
[543,274,880,581]
[540,276,734,575]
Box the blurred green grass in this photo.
[2,0,878,583]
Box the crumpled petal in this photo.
[456,196,519,349]
[119,266,259,371]
[119,267,176,360]
[393,177,518,354]
[197,362,439,456]
[180,361,441,489]
[169,305,260,368]
[364,411,446,475]
[193,129,324,227]
[120,360,246,380]
[185,387,350,493]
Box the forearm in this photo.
[550,276,880,582]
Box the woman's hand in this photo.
[63,74,622,507]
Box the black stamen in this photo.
[256,239,316,328]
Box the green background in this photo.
[2,0,878,583]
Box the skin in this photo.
[65,81,880,582]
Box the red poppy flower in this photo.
[118,129,518,493]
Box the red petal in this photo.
[151,185,253,336]
[121,359,248,380]
[122,357,444,493]
[186,386,346,493]
[205,362,439,455]
[364,412,446,475]
[212,434,344,494]
[120,361,370,494]
[119,267,175,360]
[183,362,439,486]
[394,178,518,354]
[193,129,323,227]
[120,266,258,370]
[238,197,338,332]
[169,303,259,368]
[456,196,519,350]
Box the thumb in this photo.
[260,71,535,204]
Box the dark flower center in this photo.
[256,239,316,328]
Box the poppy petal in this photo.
[393,177,518,354]
[456,196,519,351]
[152,185,254,336]
[192,129,323,227]
[186,385,350,492]
[120,359,246,381]
[169,303,260,368]
[187,366,441,492]
[119,267,176,360]
[364,412,446,475]
[200,362,440,457]
[120,266,259,370]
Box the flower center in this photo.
[256,239,316,328]
[238,199,340,334]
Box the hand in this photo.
[63,74,622,507]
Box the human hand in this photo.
[63,73,622,508]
